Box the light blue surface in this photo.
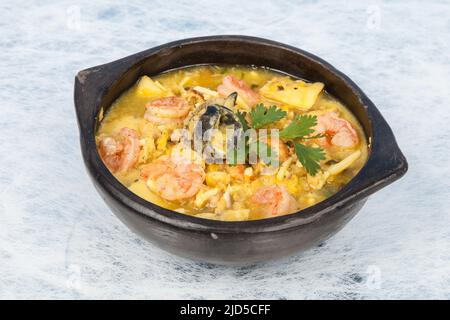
[1,0,449,299]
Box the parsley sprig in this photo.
[249,104,287,129]
[235,110,277,164]
[280,115,317,139]
[293,142,326,176]
[236,104,326,176]
[279,114,326,175]
[236,110,250,131]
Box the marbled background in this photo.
[1,0,449,299]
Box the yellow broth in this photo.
[96,65,368,221]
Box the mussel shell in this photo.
[195,104,242,135]
[193,104,243,159]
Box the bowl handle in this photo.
[74,63,119,136]
[73,50,148,136]
[355,104,408,198]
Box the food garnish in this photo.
[236,104,325,175]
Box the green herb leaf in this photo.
[236,111,250,131]
[293,142,326,176]
[233,107,325,173]
[249,104,287,129]
[280,115,318,139]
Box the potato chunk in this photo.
[195,188,220,208]
[205,171,231,188]
[221,209,250,221]
[136,75,170,98]
[260,77,324,110]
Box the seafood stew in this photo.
[96,65,368,221]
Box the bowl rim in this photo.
[74,35,408,234]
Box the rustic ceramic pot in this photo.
[74,36,407,264]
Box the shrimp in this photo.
[315,112,359,147]
[251,185,298,218]
[140,155,205,201]
[144,96,191,125]
[217,75,260,107]
[98,128,141,173]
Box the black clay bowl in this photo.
[74,36,407,265]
